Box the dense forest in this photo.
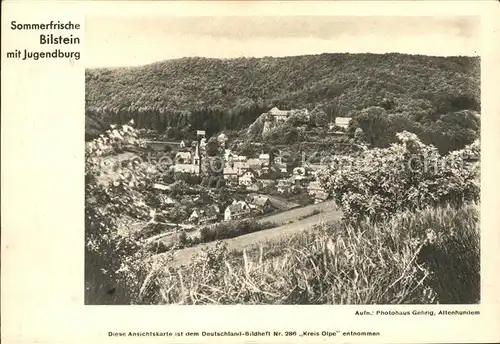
[85,53,480,152]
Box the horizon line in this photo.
[86,51,481,70]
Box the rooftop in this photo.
[227,201,250,213]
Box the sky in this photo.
[85,15,480,68]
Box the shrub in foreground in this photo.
[85,122,155,305]
[137,202,479,305]
[317,132,480,223]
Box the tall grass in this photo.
[137,202,479,304]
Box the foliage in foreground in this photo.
[138,203,479,305]
[317,131,480,223]
[85,122,155,304]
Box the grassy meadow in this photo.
[137,202,480,305]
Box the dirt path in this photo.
[155,201,341,267]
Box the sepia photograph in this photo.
[84,15,481,305]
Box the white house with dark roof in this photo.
[224,201,251,221]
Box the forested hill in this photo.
[85,53,480,141]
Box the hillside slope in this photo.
[85,53,480,141]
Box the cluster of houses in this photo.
[152,190,276,225]
[159,143,332,224]
[187,196,274,225]
[220,146,331,204]
[150,107,355,224]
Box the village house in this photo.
[217,133,228,147]
[307,181,330,203]
[224,201,251,221]
[307,181,323,194]
[199,137,207,151]
[223,150,251,181]
[290,174,308,187]
[246,158,266,176]
[259,153,270,165]
[223,164,240,181]
[223,165,249,182]
[258,153,271,174]
[246,182,261,192]
[273,162,288,174]
[313,190,330,204]
[229,157,250,171]
[259,179,274,188]
[174,142,201,175]
[189,205,220,224]
[175,151,192,164]
[249,195,273,214]
[267,107,289,122]
[159,195,176,207]
[293,166,306,176]
[334,117,352,129]
[239,170,256,187]
[277,179,292,193]
[152,183,171,192]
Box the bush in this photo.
[195,219,275,244]
[146,240,170,254]
[317,131,480,223]
[85,122,155,305]
[146,231,189,254]
[133,223,169,241]
[297,209,321,220]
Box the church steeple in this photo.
[193,141,200,166]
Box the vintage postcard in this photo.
[2,1,499,343]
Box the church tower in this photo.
[193,141,200,166]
